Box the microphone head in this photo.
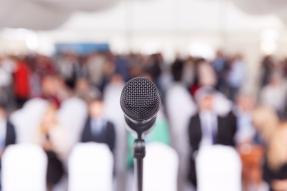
[120,77,160,123]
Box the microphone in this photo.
[120,77,161,137]
[120,77,160,191]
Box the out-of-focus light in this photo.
[0,28,39,53]
[188,42,215,59]
[141,42,161,54]
[260,29,279,55]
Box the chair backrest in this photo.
[10,98,48,143]
[2,144,47,191]
[68,143,113,191]
[58,98,87,152]
[196,145,242,191]
[166,84,196,190]
[166,84,196,155]
[103,83,127,189]
[143,143,179,191]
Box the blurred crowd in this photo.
[0,50,287,191]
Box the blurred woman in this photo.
[264,123,287,191]
[252,107,279,146]
[36,103,65,191]
[260,72,287,117]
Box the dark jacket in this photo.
[187,111,237,186]
[80,117,116,152]
[4,119,17,147]
[263,156,287,191]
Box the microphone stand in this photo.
[125,117,156,191]
[134,136,145,191]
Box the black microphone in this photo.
[120,77,161,191]
[120,77,161,137]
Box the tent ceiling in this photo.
[0,0,120,30]
[0,0,287,30]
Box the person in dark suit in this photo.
[187,87,237,187]
[81,97,116,153]
[0,103,16,152]
[0,103,17,190]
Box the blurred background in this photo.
[0,0,287,191]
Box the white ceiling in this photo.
[0,0,287,30]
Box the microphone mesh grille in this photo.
[120,77,160,121]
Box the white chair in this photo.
[103,83,127,190]
[143,143,179,191]
[196,145,242,191]
[58,98,88,158]
[2,144,47,191]
[68,143,113,191]
[10,98,49,143]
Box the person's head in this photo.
[215,50,224,58]
[42,75,60,97]
[75,78,90,93]
[110,73,124,84]
[236,92,256,113]
[252,106,279,144]
[268,123,287,170]
[196,87,215,112]
[89,97,104,119]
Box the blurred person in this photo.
[236,94,268,191]
[235,92,257,145]
[252,106,279,146]
[212,50,228,91]
[100,56,116,92]
[86,53,106,89]
[114,55,130,82]
[146,53,163,87]
[75,78,100,102]
[189,58,201,95]
[56,52,80,89]
[0,103,16,153]
[0,56,15,105]
[182,58,195,87]
[260,72,287,117]
[80,97,116,153]
[227,54,246,100]
[35,103,65,191]
[13,57,31,108]
[187,87,237,187]
[41,75,62,107]
[251,108,278,190]
[197,60,217,88]
[263,123,287,191]
[213,91,233,116]
[0,103,16,189]
[29,55,56,97]
[260,56,275,88]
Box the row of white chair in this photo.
[1,143,241,191]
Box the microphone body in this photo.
[120,77,160,136]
